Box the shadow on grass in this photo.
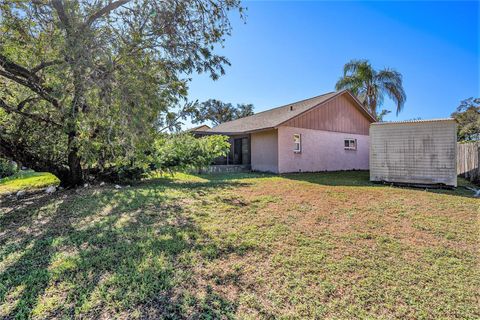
[0,178,251,319]
[188,171,276,182]
[279,170,477,198]
[184,170,477,199]
[153,169,477,204]
[281,170,374,187]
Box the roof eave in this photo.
[201,126,276,136]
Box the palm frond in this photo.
[343,59,370,76]
[335,60,405,116]
[376,69,403,87]
[384,83,406,115]
[335,76,363,95]
[376,68,406,115]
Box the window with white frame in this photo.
[344,138,357,150]
[293,134,301,153]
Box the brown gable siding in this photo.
[281,93,371,135]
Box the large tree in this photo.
[335,59,406,118]
[0,0,242,186]
[189,99,254,125]
[452,97,480,141]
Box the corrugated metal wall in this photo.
[370,120,457,187]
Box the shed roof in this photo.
[371,118,456,125]
[202,90,375,134]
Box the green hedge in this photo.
[0,158,18,178]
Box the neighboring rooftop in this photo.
[202,90,374,134]
[186,124,211,132]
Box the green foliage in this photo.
[376,109,391,121]
[154,134,230,172]
[189,99,254,126]
[451,97,480,141]
[335,59,406,116]
[0,171,59,194]
[0,1,242,185]
[0,158,17,178]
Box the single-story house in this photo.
[193,90,377,173]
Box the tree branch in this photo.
[0,53,41,83]
[0,130,68,178]
[0,98,62,128]
[83,0,131,28]
[0,54,61,109]
[17,96,40,111]
[158,100,199,132]
[51,0,70,29]
[31,59,64,73]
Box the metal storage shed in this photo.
[370,119,457,187]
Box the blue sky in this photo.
[186,0,479,126]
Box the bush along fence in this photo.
[457,142,480,184]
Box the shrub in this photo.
[0,159,18,178]
[153,134,230,173]
[85,134,230,182]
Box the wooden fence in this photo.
[457,142,480,183]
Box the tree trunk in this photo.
[0,137,81,187]
[58,151,82,187]
[62,131,83,187]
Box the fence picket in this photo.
[457,142,480,183]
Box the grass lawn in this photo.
[0,171,478,319]
[0,171,59,195]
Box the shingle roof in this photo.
[204,91,358,134]
[185,124,211,132]
[371,118,456,125]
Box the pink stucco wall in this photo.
[251,130,279,173]
[277,126,369,173]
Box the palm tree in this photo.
[335,59,406,118]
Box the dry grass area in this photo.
[0,171,479,319]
